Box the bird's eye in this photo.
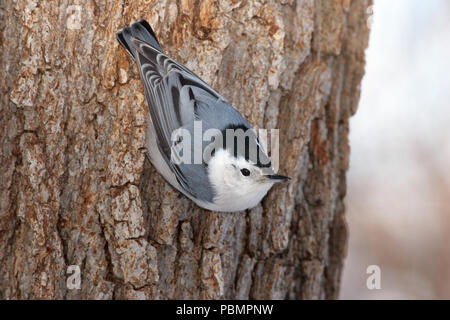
[240,168,250,176]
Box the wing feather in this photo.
[130,38,223,201]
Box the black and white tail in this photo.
[116,20,163,59]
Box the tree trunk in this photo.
[0,0,370,299]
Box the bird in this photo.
[116,20,290,212]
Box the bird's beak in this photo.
[265,174,291,183]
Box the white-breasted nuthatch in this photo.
[117,20,290,212]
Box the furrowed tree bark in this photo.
[0,0,371,299]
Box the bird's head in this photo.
[207,148,290,211]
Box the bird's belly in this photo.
[145,118,184,192]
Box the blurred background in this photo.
[341,0,450,299]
